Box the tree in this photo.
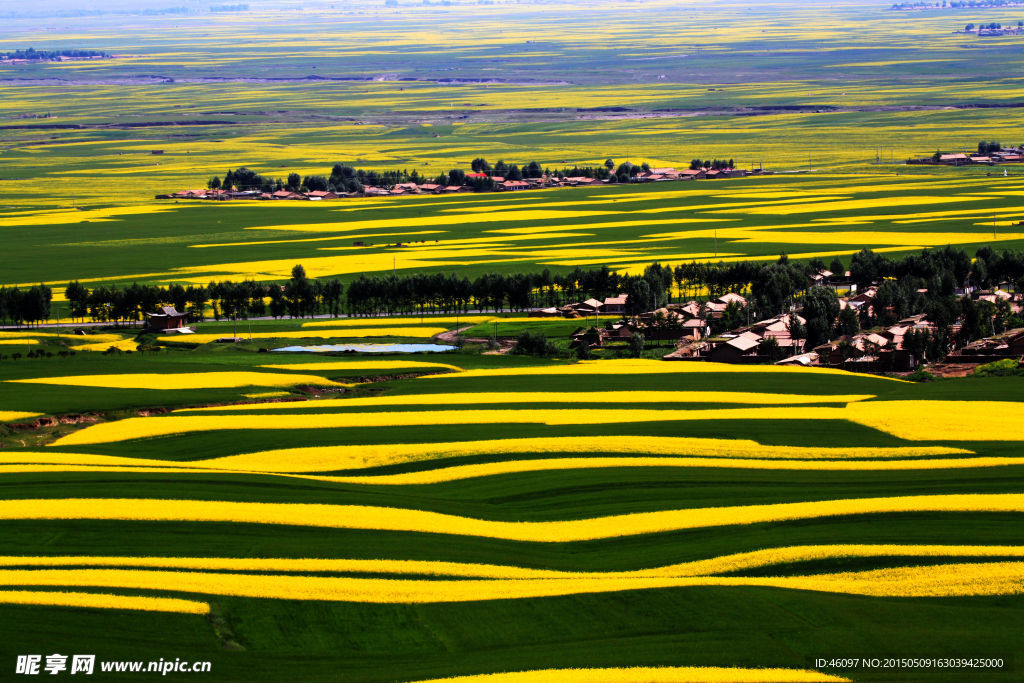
[604,158,615,170]
[65,281,89,321]
[786,312,807,351]
[760,336,785,362]
[628,331,645,358]
[208,176,221,190]
[512,331,557,357]
[850,248,887,288]
[624,277,652,317]
[303,175,329,192]
[286,173,301,191]
[284,264,314,318]
[801,287,840,350]
[837,306,859,337]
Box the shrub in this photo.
[973,358,1024,377]
[512,331,557,357]
[905,368,937,382]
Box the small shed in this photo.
[146,305,188,331]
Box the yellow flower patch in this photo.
[0,494,1018,542]
[157,327,448,344]
[0,452,1013,483]
[8,544,1019,580]
[0,562,1018,604]
[300,316,492,328]
[0,411,41,423]
[65,396,1007,446]
[409,667,849,682]
[850,401,1024,441]
[416,359,906,382]
[72,337,139,352]
[0,590,209,615]
[187,437,967,473]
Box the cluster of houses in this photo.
[158,165,771,202]
[908,147,1024,166]
[541,271,1023,373]
[955,24,1024,36]
[0,55,108,65]
[950,325,1024,363]
[156,188,349,201]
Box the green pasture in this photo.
[0,589,1019,682]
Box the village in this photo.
[158,164,771,201]
[547,271,1024,376]
[954,20,1024,35]
[907,143,1024,166]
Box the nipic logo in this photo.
[15,655,95,675]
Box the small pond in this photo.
[273,343,457,354]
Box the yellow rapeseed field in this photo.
[0,411,41,423]
[0,495,1019,542]
[9,371,343,390]
[849,401,1024,441]
[6,544,1020,580]
[0,453,1014,484]
[72,337,140,352]
[301,316,493,327]
[417,359,907,382]
[49,408,856,445]
[0,590,209,614]
[0,562,1018,603]
[57,398,1022,446]
[409,667,852,682]
[299,454,1003,484]
[157,327,449,344]
[188,438,970,473]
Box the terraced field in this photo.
[4,0,1024,678]
[7,174,1024,292]
[1,357,1021,680]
